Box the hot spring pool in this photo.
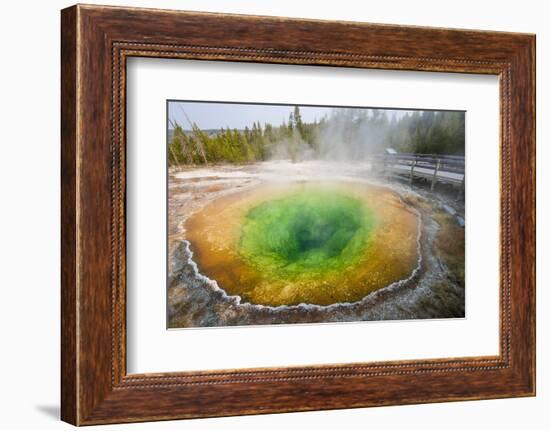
[185,181,420,306]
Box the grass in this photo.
[433,211,465,287]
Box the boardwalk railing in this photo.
[371,153,465,196]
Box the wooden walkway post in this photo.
[456,174,465,200]
[430,158,441,191]
[409,159,417,186]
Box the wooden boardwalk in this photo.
[372,153,465,195]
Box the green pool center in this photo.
[238,191,376,279]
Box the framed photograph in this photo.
[61,4,535,425]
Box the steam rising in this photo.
[168,103,464,168]
[315,109,394,160]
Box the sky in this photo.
[167,101,413,130]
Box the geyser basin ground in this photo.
[185,181,419,306]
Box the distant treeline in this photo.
[168,106,465,166]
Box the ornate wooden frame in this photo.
[61,4,536,425]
